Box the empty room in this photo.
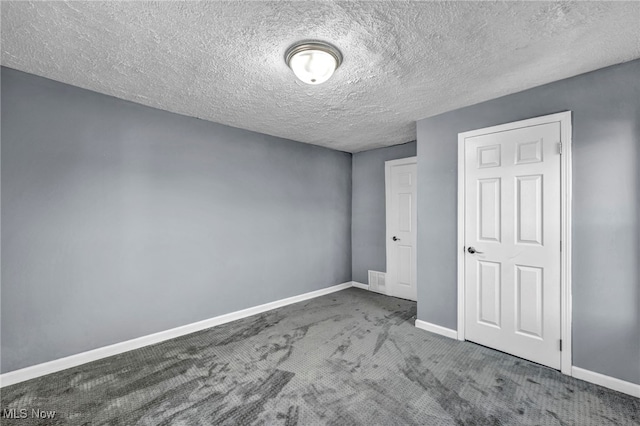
[1,1,639,425]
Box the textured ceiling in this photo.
[2,2,639,153]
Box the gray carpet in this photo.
[1,288,638,425]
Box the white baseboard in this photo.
[352,281,369,290]
[0,281,353,388]
[415,319,458,340]
[571,366,640,398]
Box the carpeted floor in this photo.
[1,288,638,425]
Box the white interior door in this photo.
[463,121,562,369]
[386,157,417,301]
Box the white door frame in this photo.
[385,156,418,300]
[456,112,572,375]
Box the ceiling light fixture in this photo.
[285,41,343,85]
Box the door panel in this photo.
[477,144,501,168]
[464,122,561,369]
[477,261,501,327]
[398,246,412,286]
[515,265,543,338]
[515,139,543,164]
[398,193,412,232]
[516,175,543,245]
[478,178,501,242]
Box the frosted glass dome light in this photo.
[285,41,343,85]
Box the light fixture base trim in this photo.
[285,40,343,69]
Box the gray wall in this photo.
[416,59,640,384]
[1,67,352,373]
[351,142,416,284]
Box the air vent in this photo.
[368,270,386,294]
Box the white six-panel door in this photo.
[463,121,562,369]
[386,157,417,301]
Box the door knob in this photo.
[392,236,400,241]
[467,246,483,254]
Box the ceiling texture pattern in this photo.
[2,1,639,152]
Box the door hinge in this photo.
[560,240,562,251]
[559,339,563,351]
[558,141,563,155]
